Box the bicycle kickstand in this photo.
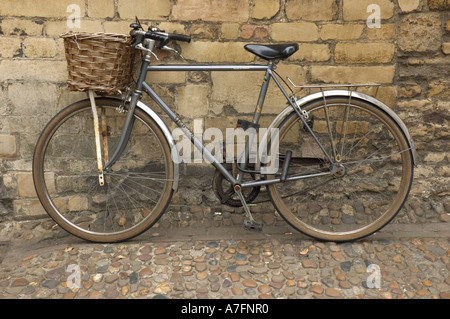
[234,185,263,231]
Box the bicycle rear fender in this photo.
[267,90,418,165]
[135,99,180,191]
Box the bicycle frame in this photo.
[103,39,336,191]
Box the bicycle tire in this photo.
[33,98,174,242]
[267,97,414,241]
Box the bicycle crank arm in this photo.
[234,185,263,231]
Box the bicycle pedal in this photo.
[243,219,263,232]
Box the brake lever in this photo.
[161,45,186,61]
[135,43,160,61]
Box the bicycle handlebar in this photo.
[130,25,191,49]
[167,33,192,43]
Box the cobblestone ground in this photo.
[0,225,449,300]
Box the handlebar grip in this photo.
[168,33,191,43]
[145,31,166,42]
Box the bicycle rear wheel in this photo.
[267,97,414,241]
[33,98,174,242]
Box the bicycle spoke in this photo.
[268,98,413,241]
[34,100,174,242]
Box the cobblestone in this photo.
[0,223,448,300]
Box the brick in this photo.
[45,20,104,37]
[67,196,89,212]
[103,21,130,35]
[428,81,450,98]
[310,66,395,84]
[118,0,170,20]
[357,86,397,107]
[398,0,421,12]
[320,24,365,40]
[423,153,446,162]
[24,38,57,58]
[105,20,186,34]
[7,82,59,116]
[271,23,319,42]
[428,0,450,10]
[343,0,394,21]
[398,13,442,52]
[397,99,434,111]
[147,71,186,84]
[335,43,395,64]
[180,42,254,63]
[157,22,187,35]
[0,37,22,58]
[398,85,422,98]
[366,23,396,40]
[57,88,88,110]
[0,115,47,137]
[1,19,43,36]
[56,38,66,60]
[437,101,450,110]
[210,71,260,114]
[0,60,67,82]
[177,85,209,117]
[88,0,115,19]
[190,24,220,39]
[240,25,269,41]
[293,44,331,62]
[221,23,240,40]
[172,0,249,22]
[252,0,280,20]
[14,199,49,217]
[0,174,16,199]
[286,0,338,21]
[0,0,85,18]
[442,43,450,55]
[0,135,16,157]
[16,173,36,198]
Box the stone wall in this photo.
[0,0,449,236]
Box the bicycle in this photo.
[32,20,417,243]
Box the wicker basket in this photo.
[61,32,135,94]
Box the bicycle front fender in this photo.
[136,100,180,192]
[266,90,418,166]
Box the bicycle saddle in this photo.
[244,43,299,60]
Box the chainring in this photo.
[212,163,261,207]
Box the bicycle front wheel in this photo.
[267,97,414,241]
[33,98,174,242]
